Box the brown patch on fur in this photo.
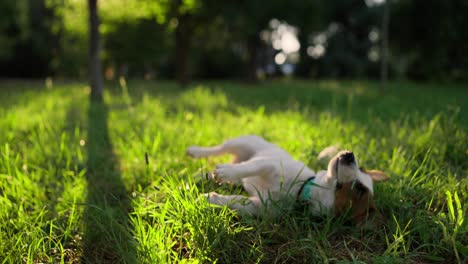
[334,181,384,226]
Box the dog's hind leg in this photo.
[187,136,262,162]
[186,145,226,158]
[201,192,261,216]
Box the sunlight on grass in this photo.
[0,80,466,263]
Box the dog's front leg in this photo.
[201,192,261,216]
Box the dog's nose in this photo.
[340,151,355,164]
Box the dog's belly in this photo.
[242,175,276,198]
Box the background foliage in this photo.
[0,0,466,81]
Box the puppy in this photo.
[187,135,388,225]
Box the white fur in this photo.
[187,135,375,216]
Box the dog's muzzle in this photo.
[339,151,355,165]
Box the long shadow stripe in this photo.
[82,101,136,263]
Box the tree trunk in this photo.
[295,32,312,78]
[175,14,192,87]
[246,33,259,82]
[88,0,103,101]
[380,0,390,93]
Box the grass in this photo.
[0,79,466,263]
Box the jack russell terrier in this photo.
[187,135,388,225]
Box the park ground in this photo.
[0,79,466,263]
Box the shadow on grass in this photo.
[82,101,136,263]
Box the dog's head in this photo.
[328,151,388,226]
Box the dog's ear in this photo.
[317,145,340,162]
[363,169,389,182]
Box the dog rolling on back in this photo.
[187,135,388,225]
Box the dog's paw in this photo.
[199,192,220,204]
[214,164,238,183]
[186,146,205,158]
[193,171,216,181]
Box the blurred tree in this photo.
[103,0,201,86]
[239,1,271,82]
[380,0,390,92]
[318,0,380,78]
[187,0,253,80]
[172,0,197,86]
[45,0,88,77]
[104,20,171,79]
[0,0,55,78]
[390,0,468,81]
[0,0,29,61]
[0,0,466,82]
[215,0,322,81]
[88,0,103,101]
[283,0,324,78]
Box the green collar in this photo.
[297,176,316,202]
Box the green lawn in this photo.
[0,79,466,263]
